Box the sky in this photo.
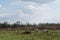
[0,0,60,24]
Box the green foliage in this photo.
[1,22,9,28]
[13,21,20,28]
[0,21,60,29]
[26,23,32,27]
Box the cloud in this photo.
[1,0,59,24]
[27,5,36,9]
[0,8,7,11]
[0,14,8,17]
[0,13,21,24]
[10,1,37,6]
[10,0,55,6]
[27,4,52,10]
[21,0,55,4]
[27,4,52,23]
[0,4,7,11]
[16,9,29,17]
[0,4,9,17]
[0,4,2,8]
[15,3,53,24]
[53,0,60,3]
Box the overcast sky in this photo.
[0,0,60,24]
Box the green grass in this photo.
[0,30,60,40]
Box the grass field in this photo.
[0,30,60,40]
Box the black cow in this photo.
[22,31,31,34]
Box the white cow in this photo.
[44,28,48,33]
[34,28,40,32]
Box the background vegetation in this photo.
[0,21,60,30]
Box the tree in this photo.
[13,21,20,28]
[38,23,43,27]
[33,23,37,27]
[1,21,9,28]
[26,23,32,27]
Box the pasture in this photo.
[0,30,60,40]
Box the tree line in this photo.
[0,21,60,28]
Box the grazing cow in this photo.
[22,31,31,34]
[34,28,40,32]
[44,28,49,33]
